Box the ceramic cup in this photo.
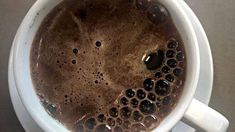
[11,0,229,131]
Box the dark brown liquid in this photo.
[30,0,186,131]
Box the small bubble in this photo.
[165,74,174,82]
[147,3,169,25]
[47,104,57,115]
[73,48,78,54]
[56,60,60,63]
[143,78,154,91]
[97,114,106,122]
[120,97,128,105]
[147,93,156,101]
[178,62,185,68]
[72,60,76,64]
[131,98,139,108]
[173,68,183,77]
[139,100,156,115]
[162,66,170,74]
[155,80,170,96]
[176,52,184,61]
[95,80,98,84]
[109,107,119,117]
[156,102,161,107]
[107,118,115,126]
[120,107,132,119]
[116,118,122,125]
[125,89,135,98]
[155,72,162,78]
[167,59,177,68]
[166,50,176,58]
[132,111,143,122]
[163,96,171,105]
[143,50,164,70]
[95,124,111,132]
[137,89,146,100]
[143,115,158,129]
[167,40,178,49]
[85,117,97,130]
[96,41,102,47]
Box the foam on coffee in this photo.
[30,0,186,131]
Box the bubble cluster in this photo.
[72,85,159,131]
[40,37,185,132]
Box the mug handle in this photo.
[183,99,229,132]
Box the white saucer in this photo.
[8,0,213,131]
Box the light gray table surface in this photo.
[0,0,234,132]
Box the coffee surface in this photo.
[30,0,186,131]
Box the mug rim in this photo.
[11,0,200,131]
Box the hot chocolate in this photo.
[30,0,186,131]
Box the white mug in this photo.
[11,0,229,131]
